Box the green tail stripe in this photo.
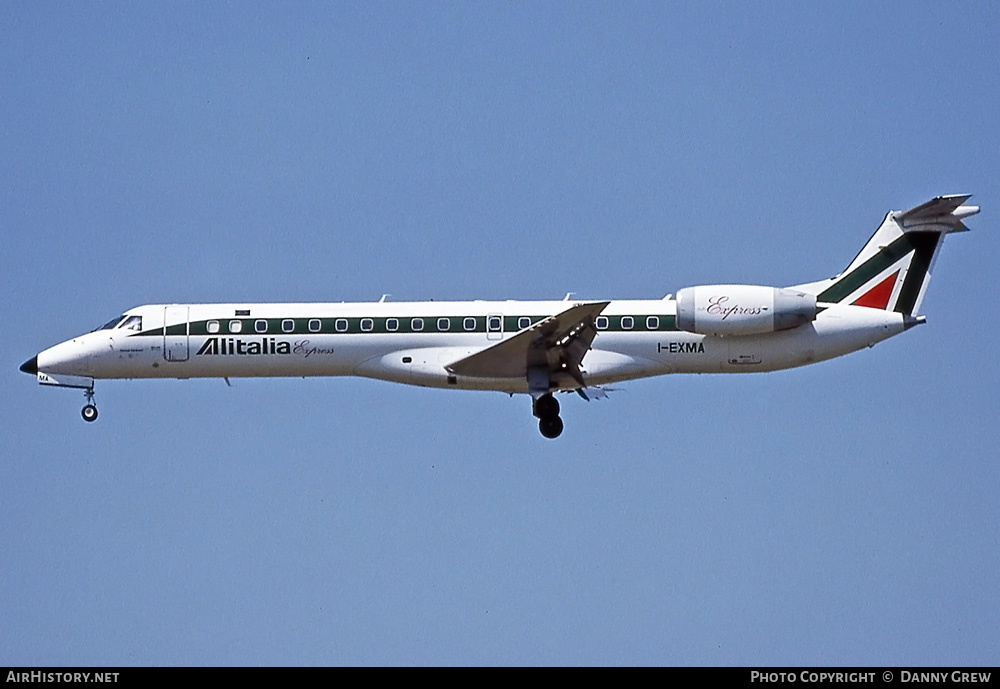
[894,232,940,315]
[817,233,917,303]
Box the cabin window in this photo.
[229,320,243,333]
[207,320,220,334]
[489,316,503,332]
[255,319,268,333]
[621,316,634,330]
[411,318,424,332]
[119,315,142,331]
[335,318,348,333]
[361,318,374,332]
[596,316,609,330]
[463,317,476,331]
[646,316,659,330]
[386,318,399,332]
[308,319,321,333]
[282,319,295,333]
[518,317,531,330]
[437,317,450,331]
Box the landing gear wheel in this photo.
[538,415,563,439]
[82,404,98,422]
[533,394,560,419]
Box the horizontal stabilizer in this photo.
[896,194,979,231]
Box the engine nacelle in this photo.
[676,285,817,336]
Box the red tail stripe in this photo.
[852,271,899,310]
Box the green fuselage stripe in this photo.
[141,314,680,338]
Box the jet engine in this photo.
[675,285,817,337]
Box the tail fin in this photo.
[793,195,978,316]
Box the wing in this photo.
[445,301,610,390]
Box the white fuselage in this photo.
[32,298,909,394]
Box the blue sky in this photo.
[2,2,997,665]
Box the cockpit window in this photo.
[96,315,126,331]
[119,315,142,331]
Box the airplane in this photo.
[19,194,978,438]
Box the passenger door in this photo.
[163,306,190,362]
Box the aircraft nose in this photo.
[19,356,38,375]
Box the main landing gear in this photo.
[533,393,563,439]
[81,387,98,422]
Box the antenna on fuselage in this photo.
[378,294,391,303]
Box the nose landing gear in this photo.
[533,393,563,439]
[81,387,98,422]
